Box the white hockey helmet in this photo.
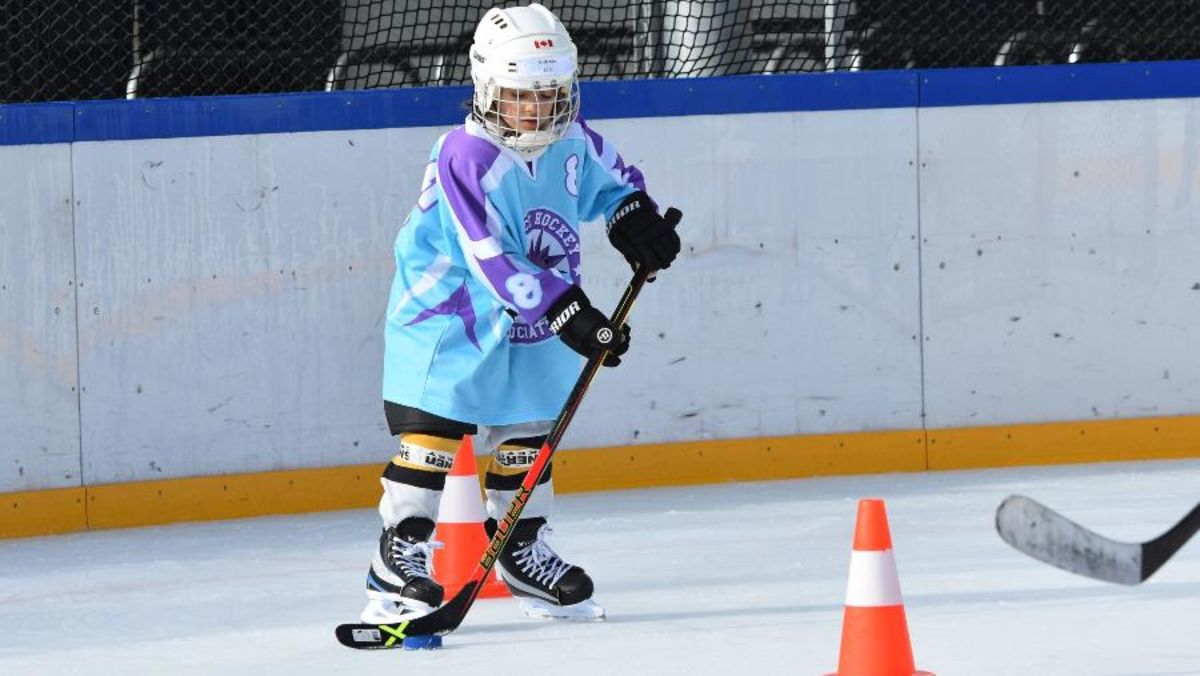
[469,3,580,158]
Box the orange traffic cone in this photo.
[432,435,510,599]
[827,499,933,676]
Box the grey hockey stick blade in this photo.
[995,495,1143,585]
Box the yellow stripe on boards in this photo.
[927,415,1200,470]
[553,429,927,493]
[87,464,380,530]
[0,487,87,538]
[1,413,1198,539]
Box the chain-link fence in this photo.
[4,1,1200,103]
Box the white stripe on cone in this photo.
[844,549,904,607]
[437,475,487,524]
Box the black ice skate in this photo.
[487,517,605,620]
[361,517,445,623]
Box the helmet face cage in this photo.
[472,76,581,156]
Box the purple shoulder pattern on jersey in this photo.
[437,127,503,243]
[578,115,605,156]
[436,128,520,312]
[435,126,570,325]
[577,116,646,192]
[614,154,647,193]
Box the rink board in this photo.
[0,143,81,492]
[4,63,1200,536]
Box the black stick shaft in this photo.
[1143,500,1200,579]
[433,265,653,632]
[545,265,652,451]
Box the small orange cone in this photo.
[432,435,509,599]
[827,499,933,676]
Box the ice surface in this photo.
[1,459,1198,675]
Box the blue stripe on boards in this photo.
[72,88,473,142]
[581,70,919,119]
[920,60,1200,107]
[2,60,1200,145]
[0,103,74,146]
[69,72,918,143]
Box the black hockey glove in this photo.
[607,192,682,274]
[546,285,630,367]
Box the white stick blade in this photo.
[995,495,1143,585]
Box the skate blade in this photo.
[519,597,606,621]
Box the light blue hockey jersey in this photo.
[382,116,646,425]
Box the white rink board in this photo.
[0,144,80,492]
[64,108,921,483]
[920,98,1200,428]
[3,95,1200,489]
[573,110,923,446]
[70,128,437,484]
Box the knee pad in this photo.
[484,437,553,521]
[378,433,462,526]
[389,433,459,477]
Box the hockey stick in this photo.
[995,494,1200,585]
[336,208,681,648]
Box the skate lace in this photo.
[511,524,573,589]
[389,538,444,579]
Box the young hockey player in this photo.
[363,3,681,623]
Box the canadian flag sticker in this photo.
[533,39,554,48]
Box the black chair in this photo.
[329,0,481,90]
[688,0,830,76]
[2,0,133,102]
[553,2,649,81]
[329,0,652,91]
[1070,0,1200,64]
[991,0,1104,66]
[654,0,834,78]
[847,0,1030,70]
[132,0,341,98]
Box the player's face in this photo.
[496,87,559,133]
